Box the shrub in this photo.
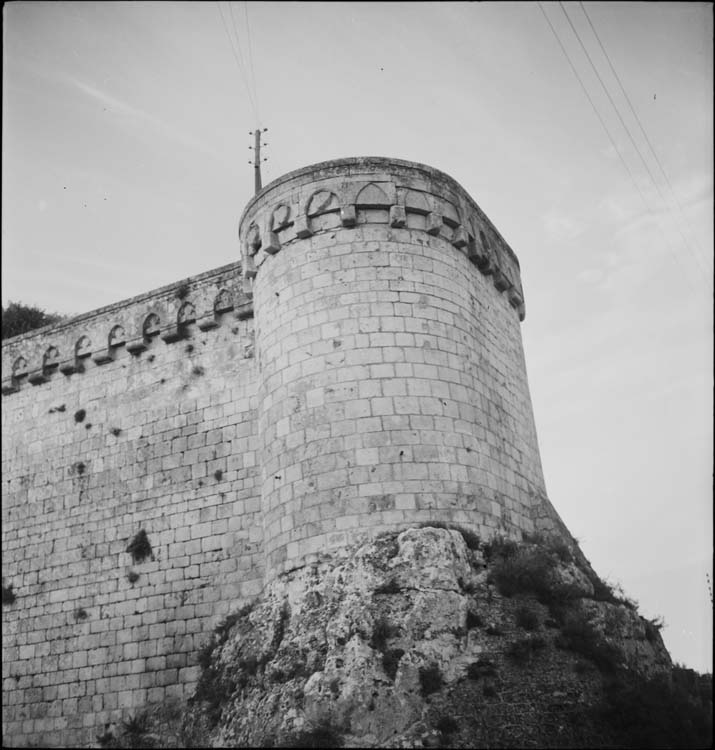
[193,664,236,727]
[489,546,581,611]
[96,724,114,747]
[556,612,621,674]
[643,616,665,643]
[435,716,459,734]
[466,610,484,629]
[601,670,713,749]
[192,365,205,377]
[506,635,547,665]
[2,584,16,604]
[126,529,153,564]
[514,602,540,631]
[419,663,443,697]
[458,575,478,594]
[176,283,190,300]
[121,712,151,748]
[483,681,498,697]
[2,301,65,339]
[214,469,223,481]
[74,607,88,621]
[522,532,574,563]
[127,571,140,584]
[214,607,249,640]
[370,616,399,652]
[279,722,344,748]
[482,535,518,562]
[382,648,404,680]
[574,660,595,675]
[197,640,214,670]
[466,658,497,680]
[417,522,481,550]
[590,576,638,610]
[374,532,400,561]
[374,578,401,595]
[238,654,259,676]
[111,427,121,436]
[74,409,86,423]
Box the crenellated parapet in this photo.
[239,157,525,320]
[1,261,252,395]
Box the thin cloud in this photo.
[67,77,223,161]
[542,210,584,241]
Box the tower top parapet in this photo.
[239,157,525,320]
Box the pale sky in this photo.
[2,2,712,672]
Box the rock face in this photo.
[175,527,685,748]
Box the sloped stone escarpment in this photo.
[139,526,714,749]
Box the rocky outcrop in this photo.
[168,526,701,749]
[98,526,712,748]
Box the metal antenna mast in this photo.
[248,128,268,194]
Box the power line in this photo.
[537,2,701,296]
[578,1,710,267]
[560,2,710,280]
[216,1,259,121]
[227,1,258,115]
[537,3,649,205]
[243,1,261,125]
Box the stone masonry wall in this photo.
[240,158,560,579]
[1,263,261,747]
[2,157,568,748]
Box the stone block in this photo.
[426,212,443,235]
[293,215,313,238]
[389,205,407,228]
[125,339,147,355]
[340,205,357,227]
[262,231,280,255]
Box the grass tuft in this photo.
[370,616,399,652]
[126,529,153,564]
[374,578,401,595]
[506,635,547,665]
[435,716,459,735]
[278,722,344,748]
[2,584,16,605]
[555,612,621,674]
[514,602,541,631]
[419,663,443,697]
[382,648,405,680]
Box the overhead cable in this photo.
[537,3,649,204]
[243,1,261,125]
[578,1,709,266]
[560,2,709,278]
[227,1,259,118]
[537,2,700,296]
[216,1,259,121]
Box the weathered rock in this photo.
[177,527,682,748]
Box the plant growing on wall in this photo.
[126,530,153,564]
[2,584,16,605]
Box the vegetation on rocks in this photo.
[110,526,712,748]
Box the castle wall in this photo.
[1,264,261,747]
[2,157,566,747]
[240,158,554,579]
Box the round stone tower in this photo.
[240,157,562,579]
